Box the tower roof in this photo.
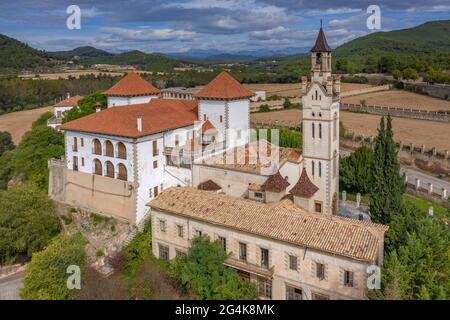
[104,72,161,97]
[195,71,255,100]
[311,26,332,52]
[290,169,319,198]
[262,171,290,193]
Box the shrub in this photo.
[0,183,61,263]
[0,131,15,157]
[32,111,53,128]
[258,104,270,112]
[61,215,72,225]
[124,224,152,277]
[96,249,104,257]
[20,233,86,300]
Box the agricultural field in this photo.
[342,89,450,111]
[243,83,373,98]
[0,106,52,143]
[251,109,450,150]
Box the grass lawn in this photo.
[340,192,449,218]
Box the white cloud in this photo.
[100,27,197,41]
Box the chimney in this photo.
[301,76,307,94]
[66,92,71,99]
[95,102,101,113]
[137,116,142,132]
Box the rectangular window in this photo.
[289,255,297,271]
[312,292,329,300]
[316,263,325,280]
[81,157,85,167]
[239,242,247,262]
[159,219,166,232]
[153,186,159,197]
[315,202,322,213]
[258,278,272,299]
[152,140,158,156]
[312,123,315,138]
[203,114,207,121]
[73,156,78,171]
[254,192,263,199]
[319,123,322,139]
[159,244,169,261]
[220,115,223,123]
[261,248,269,269]
[177,225,184,238]
[73,137,78,152]
[286,286,302,300]
[218,236,227,252]
[175,250,186,258]
[344,270,354,287]
[153,160,158,169]
[175,134,179,146]
[80,138,84,147]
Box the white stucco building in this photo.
[47,94,83,129]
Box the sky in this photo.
[0,0,449,54]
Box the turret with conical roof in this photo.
[310,21,332,80]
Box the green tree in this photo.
[402,68,419,80]
[62,91,106,123]
[0,131,14,157]
[170,236,258,300]
[7,126,65,190]
[20,233,86,300]
[32,111,54,128]
[369,116,403,224]
[339,146,374,193]
[391,69,403,80]
[0,183,61,263]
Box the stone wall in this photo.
[402,81,450,101]
[341,103,450,122]
[340,85,391,98]
[49,158,138,223]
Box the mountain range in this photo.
[0,20,449,72]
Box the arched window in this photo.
[117,142,127,159]
[319,123,322,139]
[93,139,102,155]
[118,163,128,181]
[312,161,315,176]
[105,140,114,157]
[105,161,114,178]
[319,162,322,177]
[315,90,318,100]
[93,159,102,176]
[312,123,315,138]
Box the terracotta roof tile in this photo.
[197,180,221,191]
[290,169,319,198]
[55,95,83,108]
[311,27,332,52]
[150,187,388,262]
[198,120,217,135]
[60,99,198,138]
[262,171,290,192]
[104,72,161,96]
[195,71,255,100]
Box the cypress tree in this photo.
[369,116,388,223]
[369,116,404,224]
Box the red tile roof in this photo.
[197,180,221,191]
[55,95,83,108]
[290,169,319,198]
[195,71,255,100]
[198,120,217,135]
[60,99,198,138]
[104,72,161,97]
[262,171,290,193]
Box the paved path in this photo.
[341,148,449,196]
[0,272,23,300]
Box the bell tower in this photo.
[300,22,340,215]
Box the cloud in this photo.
[100,27,197,41]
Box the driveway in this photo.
[0,272,23,300]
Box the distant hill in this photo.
[51,46,113,59]
[333,20,450,56]
[0,34,53,71]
